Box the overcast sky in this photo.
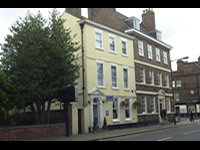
[0,8,199,71]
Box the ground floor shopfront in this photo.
[137,89,174,125]
[175,101,200,118]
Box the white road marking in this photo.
[157,137,172,141]
[182,130,200,135]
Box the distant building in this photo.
[172,57,200,116]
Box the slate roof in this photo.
[116,11,158,40]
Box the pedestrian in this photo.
[163,109,166,121]
[174,115,176,125]
[190,112,194,122]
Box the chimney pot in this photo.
[141,8,156,31]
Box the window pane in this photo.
[141,96,146,113]
[109,36,115,51]
[123,68,128,88]
[156,48,160,61]
[96,32,102,48]
[139,68,145,83]
[97,63,104,86]
[111,66,117,87]
[138,40,144,56]
[113,98,118,120]
[122,41,127,55]
[148,45,152,59]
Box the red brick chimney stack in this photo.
[141,8,156,31]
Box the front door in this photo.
[89,90,104,131]
[93,98,100,129]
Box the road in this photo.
[103,123,200,141]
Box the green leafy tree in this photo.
[0,9,80,124]
[0,69,13,122]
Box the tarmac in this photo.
[30,118,200,141]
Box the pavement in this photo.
[30,118,200,141]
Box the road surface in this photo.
[103,123,200,141]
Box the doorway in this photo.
[89,90,104,131]
[93,98,100,129]
[78,109,83,134]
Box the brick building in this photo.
[172,57,200,116]
[86,8,173,124]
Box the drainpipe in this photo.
[80,22,85,108]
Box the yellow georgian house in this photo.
[61,10,137,135]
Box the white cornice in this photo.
[125,28,173,50]
[135,59,171,73]
[78,19,135,40]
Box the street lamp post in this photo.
[170,56,189,124]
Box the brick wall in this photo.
[87,8,129,32]
[0,124,65,141]
[173,59,200,104]
[134,38,171,70]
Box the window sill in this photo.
[96,47,104,51]
[112,87,120,90]
[112,119,120,123]
[97,86,106,89]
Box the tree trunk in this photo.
[30,104,40,125]
[41,100,46,124]
[46,99,52,124]
[30,99,52,124]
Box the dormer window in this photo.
[133,18,140,30]
[156,30,162,40]
[124,17,140,30]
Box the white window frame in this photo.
[95,29,103,50]
[172,80,175,88]
[141,96,147,114]
[133,18,140,30]
[96,60,105,88]
[138,40,144,57]
[156,31,162,41]
[165,74,169,88]
[163,51,168,64]
[125,98,131,120]
[174,93,180,101]
[157,72,162,87]
[123,66,129,90]
[151,97,156,113]
[176,80,182,87]
[109,34,116,53]
[139,68,146,84]
[111,64,118,89]
[121,38,128,56]
[149,70,154,85]
[113,97,120,122]
[156,48,160,62]
[147,44,153,60]
[166,98,171,113]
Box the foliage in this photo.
[133,100,142,109]
[0,70,13,115]
[0,9,80,124]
